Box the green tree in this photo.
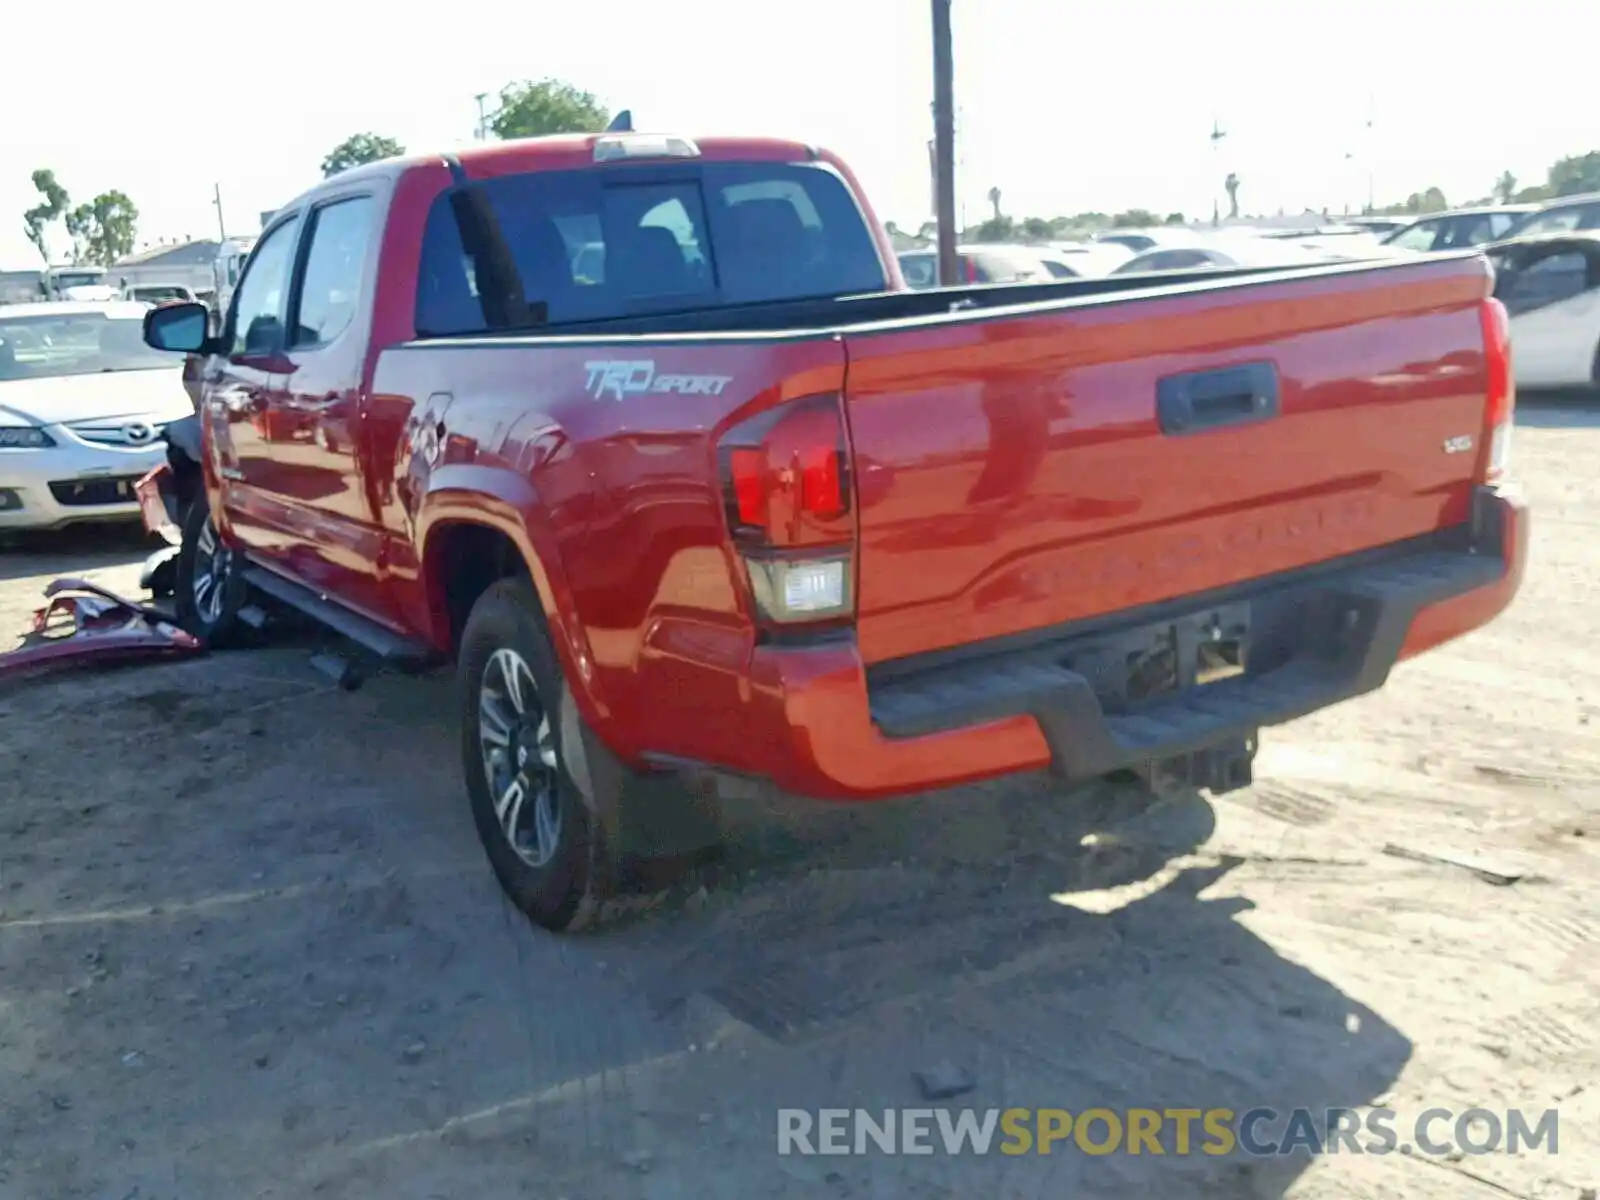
[64,191,138,266]
[1112,209,1160,228]
[969,215,1014,242]
[1020,216,1052,241]
[1164,212,1186,225]
[1547,151,1600,197]
[491,78,609,139]
[1493,170,1518,204]
[22,169,70,263]
[321,132,406,178]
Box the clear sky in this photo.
[4,0,1597,267]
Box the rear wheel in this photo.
[174,494,247,646]
[457,578,617,932]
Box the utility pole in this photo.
[931,0,958,286]
[1364,94,1376,214]
[474,92,491,141]
[212,183,226,241]
[1209,117,1227,227]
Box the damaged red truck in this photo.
[140,131,1528,931]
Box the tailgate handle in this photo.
[1157,362,1280,436]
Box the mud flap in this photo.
[560,684,722,887]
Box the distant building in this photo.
[0,268,44,305]
[112,240,226,299]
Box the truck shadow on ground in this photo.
[579,775,1414,1198]
[1517,390,1600,428]
[0,655,1411,1200]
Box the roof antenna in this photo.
[606,109,633,133]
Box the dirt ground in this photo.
[2,402,1597,1200]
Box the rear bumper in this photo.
[736,486,1528,801]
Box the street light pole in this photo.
[212,183,226,241]
[931,0,958,286]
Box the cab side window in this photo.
[290,197,375,348]
[228,217,300,357]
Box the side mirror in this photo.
[143,301,213,354]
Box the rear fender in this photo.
[415,463,623,756]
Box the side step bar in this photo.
[241,564,437,671]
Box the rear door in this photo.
[840,257,1496,665]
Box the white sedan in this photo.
[1484,233,1600,390]
[1112,235,1353,275]
[0,301,195,531]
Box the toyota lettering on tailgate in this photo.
[583,360,733,401]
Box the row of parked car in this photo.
[897,189,1600,390]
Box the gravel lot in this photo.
[1,402,1596,1200]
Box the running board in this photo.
[241,564,437,670]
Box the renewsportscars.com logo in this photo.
[777,1106,1562,1158]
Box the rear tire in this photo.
[174,493,247,646]
[457,578,617,932]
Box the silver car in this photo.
[0,301,195,531]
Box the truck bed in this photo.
[376,249,1501,776]
[421,252,1466,340]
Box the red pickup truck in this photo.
[141,131,1528,931]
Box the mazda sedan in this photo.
[0,302,194,531]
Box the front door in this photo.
[262,191,392,618]
[203,212,301,553]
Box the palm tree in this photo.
[1494,170,1517,204]
[1224,173,1241,220]
[987,186,1002,222]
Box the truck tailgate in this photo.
[841,256,1496,666]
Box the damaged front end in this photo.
[134,413,205,596]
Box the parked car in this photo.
[140,129,1525,933]
[1041,242,1133,277]
[0,301,195,530]
[1382,206,1537,253]
[1092,228,1195,254]
[1112,236,1346,273]
[897,244,1052,288]
[124,283,200,306]
[1484,232,1600,390]
[1343,216,1415,238]
[1498,192,1600,242]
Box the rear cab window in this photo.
[415,159,888,335]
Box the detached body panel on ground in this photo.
[144,130,1528,926]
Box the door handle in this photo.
[1156,361,1281,436]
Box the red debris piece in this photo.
[0,577,203,680]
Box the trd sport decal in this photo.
[584,360,733,401]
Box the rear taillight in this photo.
[1479,297,1515,484]
[964,257,979,284]
[718,393,854,626]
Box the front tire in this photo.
[174,494,247,645]
[457,578,616,932]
